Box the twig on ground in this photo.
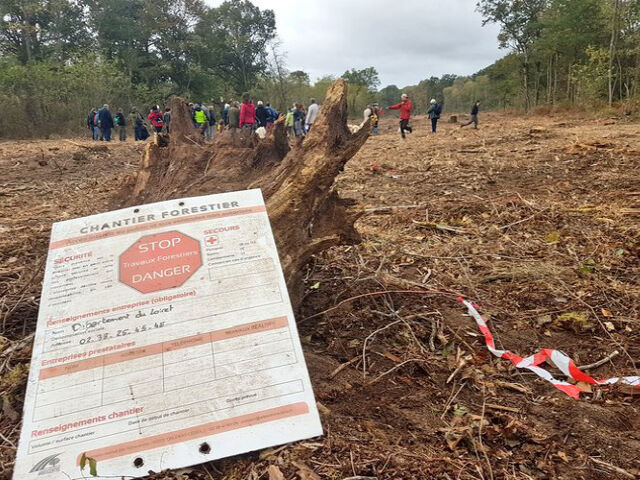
[329,356,359,379]
[300,289,454,323]
[365,204,426,213]
[362,319,402,377]
[578,350,619,371]
[590,458,635,479]
[367,359,425,385]
[499,207,550,230]
[484,403,520,413]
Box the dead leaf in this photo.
[601,308,613,317]
[576,382,593,393]
[316,401,331,415]
[604,321,616,332]
[293,461,321,480]
[268,465,286,480]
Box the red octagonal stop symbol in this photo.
[119,230,202,294]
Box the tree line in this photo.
[2,0,638,138]
[449,0,640,112]
[0,0,275,137]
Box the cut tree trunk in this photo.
[115,79,370,307]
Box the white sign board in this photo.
[13,189,322,479]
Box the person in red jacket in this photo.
[388,93,413,139]
[239,93,256,131]
[148,105,164,134]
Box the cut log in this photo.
[115,79,370,307]
[449,115,458,123]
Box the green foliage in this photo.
[80,453,98,477]
[0,57,159,138]
[194,0,276,94]
[342,67,380,116]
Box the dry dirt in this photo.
[1,112,639,480]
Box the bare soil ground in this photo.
[1,113,639,480]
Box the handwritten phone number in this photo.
[78,322,166,345]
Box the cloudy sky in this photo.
[206,0,505,88]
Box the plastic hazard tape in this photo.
[459,298,640,399]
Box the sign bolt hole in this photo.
[199,442,211,454]
[133,457,144,468]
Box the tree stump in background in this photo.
[449,115,458,123]
[115,79,370,307]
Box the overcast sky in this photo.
[206,0,505,88]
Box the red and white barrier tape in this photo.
[459,298,640,399]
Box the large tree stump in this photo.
[116,79,370,306]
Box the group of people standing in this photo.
[87,93,482,143]
[87,93,323,142]
[87,105,171,142]
[366,94,481,139]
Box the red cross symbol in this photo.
[206,235,219,245]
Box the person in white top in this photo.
[305,98,320,132]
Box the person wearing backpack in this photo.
[114,108,127,141]
[427,99,442,133]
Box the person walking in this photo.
[427,99,442,133]
[148,105,164,134]
[240,93,256,131]
[228,101,240,134]
[305,98,319,132]
[98,104,114,142]
[460,101,480,129]
[87,108,99,141]
[255,101,269,128]
[388,93,412,139]
[115,108,127,141]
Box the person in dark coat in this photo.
[114,108,127,141]
[163,108,171,134]
[98,104,114,141]
[461,101,480,129]
[255,101,269,128]
[427,99,442,133]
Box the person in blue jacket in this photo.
[98,104,114,141]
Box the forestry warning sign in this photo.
[13,189,323,479]
[119,231,203,293]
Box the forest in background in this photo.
[1,0,639,138]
